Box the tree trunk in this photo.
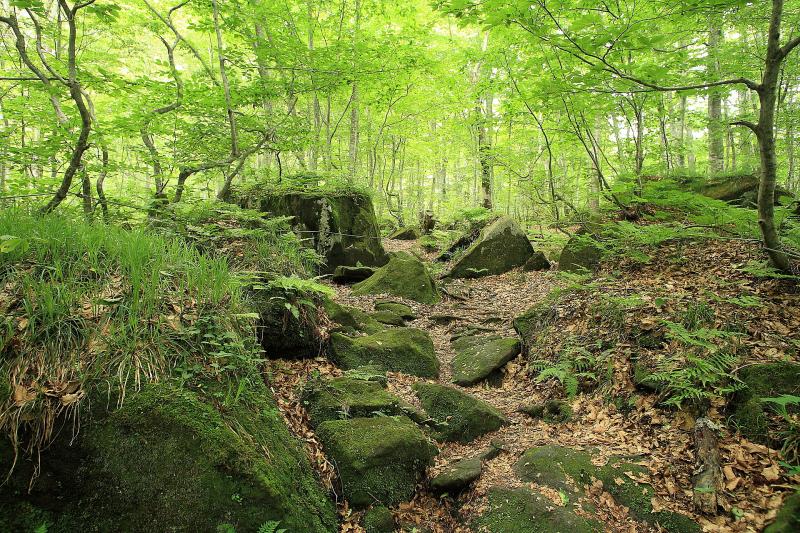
[707,19,725,174]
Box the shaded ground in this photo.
[265,237,799,532]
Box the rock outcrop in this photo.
[352,252,440,304]
[447,216,535,278]
[316,416,437,508]
[412,383,506,443]
[451,335,521,386]
[330,328,440,378]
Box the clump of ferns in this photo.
[762,395,800,469]
[530,341,613,399]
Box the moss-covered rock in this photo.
[387,227,420,240]
[363,505,396,533]
[370,310,405,326]
[523,251,551,271]
[332,265,377,284]
[513,446,699,532]
[331,328,439,378]
[447,216,534,278]
[0,381,337,533]
[342,364,389,386]
[729,362,800,446]
[558,228,603,273]
[513,298,561,351]
[518,400,573,423]
[352,252,440,304]
[251,283,327,358]
[451,336,521,386]
[235,187,389,273]
[374,301,417,320]
[690,173,794,208]
[473,487,602,533]
[301,376,404,427]
[316,416,437,508]
[412,383,506,443]
[430,456,482,494]
[325,300,385,335]
[765,492,800,533]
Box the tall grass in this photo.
[0,208,258,461]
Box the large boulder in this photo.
[558,227,603,273]
[692,174,793,207]
[301,376,404,427]
[235,187,388,274]
[513,446,700,532]
[316,416,438,508]
[0,382,337,533]
[412,383,506,443]
[330,328,439,378]
[325,301,385,335]
[352,252,440,304]
[387,227,420,240]
[451,336,521,386]
[473,487,601,533]
[447,216,534,278]
[729,362,800,446]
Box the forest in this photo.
[1,0,800,532]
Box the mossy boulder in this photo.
[513,298,561,351]
[473,487,601,533]
[523,251,551,271]
[447,216,534,278]
[325,301,385,335]
[330,328,439,378]
[412,383,506,443]
[352,252,440,304]
[0,382,337,533]
[729,362,800,446]
[332,265,377,284]
[363,505,396,533]
[387,227,420,240]
[513,446,699,532]
[316,416,438,508]
[251,284,327,358]
[370,310,405,326]
[451,336,521,386]
[558,228,603,273]
[374,301,417,320]
[236,188,388,273]
[765,492,800,533]
[691,174,793,208]
[518,400,573,423]
[429,444,502,494]
[301,376,404,427]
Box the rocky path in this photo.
[265,238,787,533]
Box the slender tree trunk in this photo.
[348,0,361,181]
[707,18,725,174]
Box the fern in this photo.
[647,351,742,408]
[258,521,287,533]
[531,346,602,399]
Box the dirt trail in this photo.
[266,238,792,532]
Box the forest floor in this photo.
[265,236,800,533]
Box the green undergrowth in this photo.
[0,208,261,459]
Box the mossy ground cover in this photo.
[330,328,440,378]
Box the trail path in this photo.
[266,238,791,532]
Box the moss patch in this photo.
[374,301,417,320]
[370,310,405,326]
[412,383,506,443]
[331,328,439,378]
[451,335,521,386]
[558,227,603,273]
[316,416,437,508]
[513,446,699,532]
[363,505,396,533]
[730,362,800,446]
[352,252,440,304]
[765,492,800,533]
[325,300,385,335]
[473,487,601,533]
[301,376,404,427]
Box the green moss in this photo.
[473,487,602,533]
[331,328,439,378]
[519,400,573,423]
[513,298,560,349]
[447,216,534,279]
[451,336,521,386]
[558,228,603,273]
[765,493,800,533]
[352,252,440,304]
[374,301,417,320]
[370,310,405,326]
[301,376,404,427]
[513,446,700,532]
[316,416,437,508]
[412,383,506,443]
[730,362,800,445]
[387,227,420,240]
[363,505,396,533]
[325,301,385,335]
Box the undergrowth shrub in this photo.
[0,209,260,460]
